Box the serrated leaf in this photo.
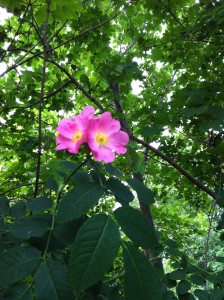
[127,179,154,205]
[123,242,160,300]
[35,258,73,300]
[114,206,159,249]
[8,216,49,240]
[26,196,53,212]
[69,214,120,292]
[0,246,41,287]
[53,217,86,246]
[56,183,104,223]
[107,177,134,205]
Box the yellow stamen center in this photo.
[96,132,108,146]
[72,130,82,142]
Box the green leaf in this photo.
[176,280,191,295]
[140,126,162,139]
[106,177,134,205]
[215,256,224,263]
[194,289,210,300]
[2,283,32,300]
[123,242,160,300]
[189,274,205,285]
[168,269,186,280]
[183,106,207,117]
[53,217,86,246]
[164,274,177,288]
[69,214,120,292]
[73,171,90,184]
[10,202,26,219]
[105,164,121,177]
[114,206,159,249]
[26,196,53,212]
[46,178,58,192]
[61,160,79,170]
[8,216,49,240]
[127,179,154,205]
[0,196,10,216]
[35,258,73,300]
[0,0,21,11]
[0,246,41,287]
[80,74,90,85]
[56,183,104,223]
[210,288,224,300]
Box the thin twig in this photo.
[50,60,105,111]
[0,2,131,78]
[34,0,51,198]
[52,2,131,52]
[0,182,45,196]
[0,2,30,62]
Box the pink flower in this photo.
[56,106,129,163]
[56,106,95,154]
[87,112,129,163]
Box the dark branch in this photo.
[34,0,51,198]
[129,134,216,199]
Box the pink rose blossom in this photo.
[56,106,129,163]
[56,106,95,154]
[87,112,129,163]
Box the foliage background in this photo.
[0,0,224,299]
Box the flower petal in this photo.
[97,112,120,134]
[107,131,129,153]
[82,106,95,118]
[92,147,115,163]
[56,120,79,139]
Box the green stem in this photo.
[43,159,88,258]
[88,159,105,188]
[103,270,125,283]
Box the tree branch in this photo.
[51,60,216,199]
[0,2,131,79]
[129,134,216,199]
[0,182,45,196]
[50,60,105,111]
[34,0,51,198]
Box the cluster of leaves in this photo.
[0,0,224,299]
[0,159,161,299]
